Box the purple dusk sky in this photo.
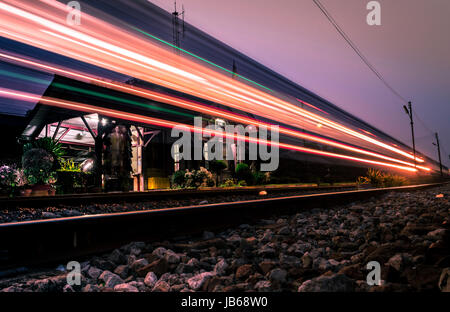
[150,0,450,167]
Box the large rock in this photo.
[144,272,158,288]
[214,258,229,276]
[114,283,139,292]
[298,273,355,292]
[99,271,124,289]
[236,264,253,280]
[130,258,149,272]
[268,268,287,284]
[152,280,170,292]
[259,261,275,275]
[164,249,181,264]
[187,272,215,290]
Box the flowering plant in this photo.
[0,164,17,190]
[185,167,214,188]
[14,168,28,187]
[171,167,215,189]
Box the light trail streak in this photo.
[0,53,431,171]
[0,0,424,164]
[0,88,423,173]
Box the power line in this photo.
[412,111,435,135]
[312,0,409,104]
[312,0,442,148]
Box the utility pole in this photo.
[403,101,416,169]
[433,132,443,177]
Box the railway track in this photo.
[0,183,443,271]
[0,184,355,209]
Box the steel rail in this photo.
[0,184,356,209]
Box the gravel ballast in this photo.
[0,184,449,292]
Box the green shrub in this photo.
[382,173,407,187]
[253,171,271,185]
[22,148,55,185]
[235,163,253,185]
[357,169,408,188]
[171,170,186,188]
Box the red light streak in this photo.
[0,88,425,173]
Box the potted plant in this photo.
[235,163,253,186]
[22,147,56,196]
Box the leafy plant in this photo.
[59,159,81,172]
[171,170,187,188]
[365,168,384,187]
[253,171,271,185]
[23,137,64,170]
[0,164,17,192]
[235,163,253,185]
[22,148,56,185]
[382,173,407,187]
[220,179,235,187]
[357,169,408,188]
